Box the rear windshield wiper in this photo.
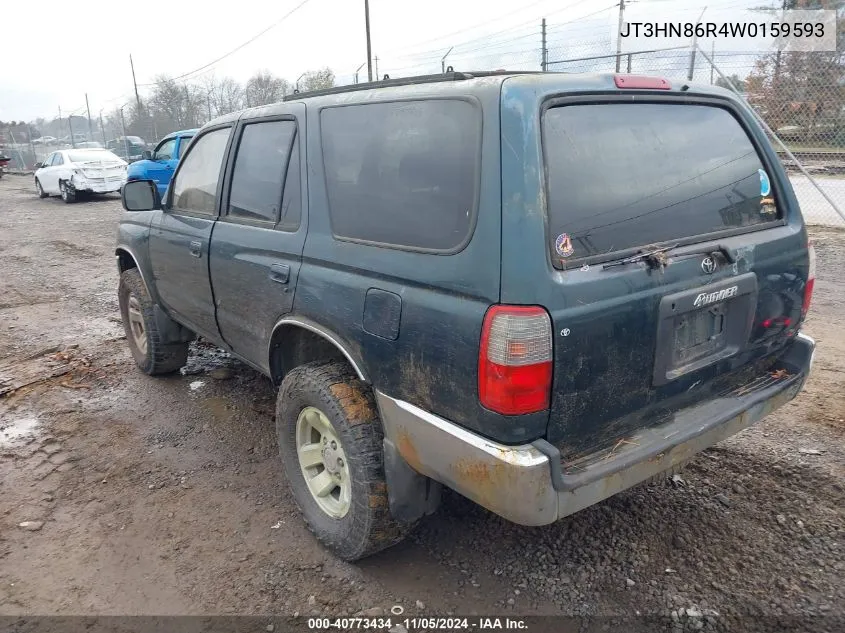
[603,244,679,270]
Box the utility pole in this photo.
[687,7,707,82]
[130,55,143,117]
[364,0,373,82]
[68,115,76,148]
[541,18,547,71]
[58,106,62,142]
[615,0,626,73]
[710,40,715,84]
[374,56,379,79]
[441,46,453,73]
[99,110,107,147]
[119,106,129,159]
[85,93,94,141]
[130,54,146,140]
[773,0,787,86]
[354,61,366,84]
[183,84,192,126]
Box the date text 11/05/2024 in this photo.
[307,617,528,630]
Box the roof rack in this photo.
[283,69,544,101]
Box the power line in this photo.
[377,0,559,56]
[380,0,594,60]
[139,0,313,85]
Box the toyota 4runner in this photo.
[116,71,816,561]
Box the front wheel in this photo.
[276,361,414,561]
[117,268,189,375]
[35,178,48,198]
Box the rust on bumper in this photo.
[375,333,815,526]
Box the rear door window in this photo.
[321,99,479,252]
[543,103,778,265]
[227,120,296,224]
[177,136,193,158]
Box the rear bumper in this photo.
[376,333,815,526]
[76,179,125,194]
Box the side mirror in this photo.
[122,179,160,212]
[34,162,43,169]
[142,150,152,160]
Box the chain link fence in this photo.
[546,45,845,228]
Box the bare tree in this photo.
[150,75,192,131]
[203,75,243,117]
[298,67,335,92]
[245,70,290,107]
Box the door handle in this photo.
[189,240,202,258]
[270,263,290,284]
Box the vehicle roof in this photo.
[202,71,746,127]
[162,128,199,140]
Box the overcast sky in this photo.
[2,0,768,122]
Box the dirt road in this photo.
[0,174,842,631]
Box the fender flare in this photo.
[115,245,153,298]
[268,316,368,383]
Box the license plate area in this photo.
[653,273,757,386]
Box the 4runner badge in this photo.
[693,285,738,308]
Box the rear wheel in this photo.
[60,180,77,204]
[35,178,48,198]
[118,268,189,375]
[276,361,414,561]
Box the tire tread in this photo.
[277,360,413,561]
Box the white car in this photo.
[34,148,128,203]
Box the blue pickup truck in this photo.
[126,129,197,197]
[115,71,816,561]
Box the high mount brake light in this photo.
[614,75,672,90]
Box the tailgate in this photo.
[499,85,811,458]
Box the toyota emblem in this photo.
[701,256,717,274]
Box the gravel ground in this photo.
[0,173,843,632]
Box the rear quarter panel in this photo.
[294,80,548,444]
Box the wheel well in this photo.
[269,324,362,386]
[116,249,138,274]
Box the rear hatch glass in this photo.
[543,103,778,266]
[536,99,803,459]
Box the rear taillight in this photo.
[802,241,816,319]
[478,305,553,415]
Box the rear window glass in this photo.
[543,103,777,265]
[321,99,479,251]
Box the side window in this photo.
[170,128,230,215]
[278,133,301,232]
[154,139,176,161]
[53,153,64,166]
[227,120,295,224]
[176,136,193,158]
[44,153,56,166]
[320,100,479,251]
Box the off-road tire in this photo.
[276,360,414,561]
[35,178,48,198]
[60,180,77,204]
[118,268,189,375]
